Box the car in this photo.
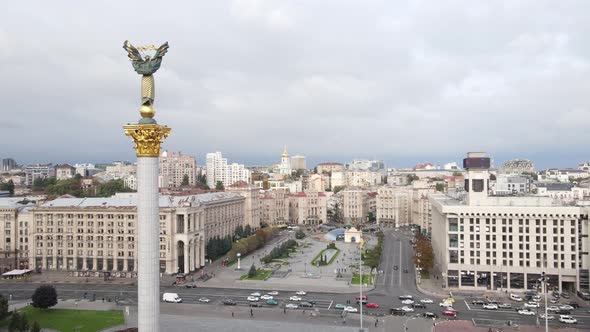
[561,292,571,299]
[299,301,314,308]
[398,295,413,300]
[250,302,263,307]
[524,302,540,308]
[198,297,210,303]
[393,265,399,270]
[162,293,182,303]
[295,291,307,295]
[532,295,542,302]
[547,306,560,312]
[550,298,559,304]
[356,295,368,300]
[403,269,409,273]
[483,303,498,310]
[553,291,560,298]
[439,302,453,308]
[344,306,358,313]
[356,299,368,305]
[471,300,485,305]
[486,299,498,304]
[420,299,434,304]
[184,283,196,288]
[266,299,278,305]
[540,314,555,320]
[412,303,426,309]
[423,312,438,318]
[441,297,455,303]
[268,291,279,296]
[559,315,577,324]
[567,302,580,309]
[250,292,262,297]
[400,306,414,312]
[223,299,237,306]
[260,295,273,300]
[366,303,380,309]
[518,309,536,316]
[498,303,512,309]
[510,294,523,302]
[441,310,457,317]
[559,304,575,311]
[556,309,572,315]
[391,308,407,316]
[401,299,414,305]
[286,303,299,309]
[247,296,259,302]
[334,304,346,309]
[289,296,302,301]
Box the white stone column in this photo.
[137,157,160,332]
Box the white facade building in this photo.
[24,164,54,187]
[288,191,327,226]
[206,152,251,188]
[278,147,292,175]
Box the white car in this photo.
[250,292,261,297]
[498,303,512,309]
[400,306,414,312]
[510,294,523,302]
[268,291,279,296]
[483,303,498,310]
[198,297,210,303]
[439,302,453,307]
[260,295,273,300]
[518,309,536,316]
[290,296,302,301]
[540,314,555,320]
[524,302,540,308]
[286,303,299,309]
[247,296,259,302]
[295,291,307,295]
[547,306,560,312]
[401,299,414,305]
[559,315,577,324]
[559,305,575,311]
[420,299,433,304]
[344,306,358,313]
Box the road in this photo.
[2,228,590,330]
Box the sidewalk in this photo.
[434,320,586,332]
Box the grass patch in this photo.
[310,248,340,266]
[240,269,272,280]
[420,270,430,279]
[351,274,375,285]
[16,306,124,332]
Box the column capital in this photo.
[123,124,171,157]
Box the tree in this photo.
[295,230,305,239]
[95,179,134,197]
[31,285,57,309]
[181,174,189,186]
[30,321,41,332]
[333,185,346,194]
[215,181,225,191]
[248,264,257,278]
[244,225,252,236]
[435,183,445,192]
[0,180,15,196]
[367,212,376,223]
[262,180,270,190]
[413,234,434,271]
[0,294,8,319]
[406,174,419,184]
[17,313,29,332]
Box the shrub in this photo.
[295,230,305,239]
[248,264,257,278]
[327,242,337,250]
[0,294,8,320]
[31,285,58,309]
[30,321,41,332]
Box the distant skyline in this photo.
[2,1,590,168]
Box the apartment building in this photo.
[290,155,306,171]
[159,151,196,187]
[288,191,327,226]
[316,162,344,175]
[24,164,54,187]
[430,152,589,293]
[0,200,32,271]
[259,189,289,226]
[227,181,261,231]
[342,188,369,224]
[376,186,410,228]
[29,193,244,275]
[206,152,250,188]
[55,164,76,181]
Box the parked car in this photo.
[356,295,368,300]
[334,304,346,310]
[366,303,380,309]
[260,295,273,300]
[286,303,299,309]
[441,310,457,317]
[247,296,259,302]
[391,308,406,316]
[559,315,577,324]
[250,292,262,297]
[398,295,413,300]
[483,303,498,310]
[296,291,307,295]
[567,302,580,309]
[250,302,263,307]
[553,291,560,298]
[184,283,196,288]
[266,299,278,305]
[357,299,368,305]
[559,304,575,311]
[518,309,535,316]
[510,294,523,302]
[401,299,414,305]
[540,314,555,320]
[268,291,279,295]
[299,301,314,308]
[498,303,512,309]
[556,309,572,315]
[400,306,414,312]
[162,293,182,303]
[561,292,571,299]
[472,300,485,305]
[547,306,560,312]
[344,306,358,313]
[198,297,210,303]
[393,265,399,270]
[403,268,409,273]
[289,296,302,301]
[423,312,438,318]
[412,303,426,309]
[439,302,453,308]
[577,290,590,300]
[223,299,237,306]
[441,297,455,303]
[420,299,434,304]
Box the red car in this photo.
[365,303,380,309]
[356,296,368,300]
[441,310,457,317]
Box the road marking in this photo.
[464,300,471,310]
[398,240,402,286]
[328,300,333,309]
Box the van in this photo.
[162,293,182,303]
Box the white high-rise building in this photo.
[206,152,250,188]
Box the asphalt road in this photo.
[2,228,590,330]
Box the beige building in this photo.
[430,152,590,293]
[288,191,327,226]
[55,164,76,181]
[159,151,197,187]
[331,170,383,188]
[227,181,261,231]
[376,186,410,228]
[290,155,306,171]
[316,162,344,175]
[309,173,330,192]
[410,180,435,233]
[259,189,289,226]
[0,200,32,271]
[342,188,370,224]
[29,193,244,275]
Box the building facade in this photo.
[259,189,289,226]
[55,164,76,181]
[290,155,306,171]
[288,191,327,226]
[1,159,17,173]
[0,200,32,272]
[24,164,54,187]
[159,151,196,187]
[316,162,344,175]
[206,152,250,188]
[342,189,369,224]
[227,181,261,231]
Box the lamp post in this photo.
[237,253,241,270]
[359,238,365,332]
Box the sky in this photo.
[1,1,589,169]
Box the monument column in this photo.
[123,40,171,332]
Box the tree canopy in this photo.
[215,181,225,190]
[31,285,57,309]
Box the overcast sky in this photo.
[1,1,589,169]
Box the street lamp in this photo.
[237,253,241,270]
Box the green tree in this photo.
[333,185,346,194]
[234,225,244,239]
[31,285,57,309]
[435,183,445,192]
[182,174,189,186]
[244,225,252,236]
[406,174,419,184]
[367,212,376,223]
[262,180,270,190]
[248,264,257,278]
[94,179,134,197]
[215,181,225,191]
[17,313,28,332]
[0,294,8,319]
[30,321,41,332]
[8,312,20,332]
[0,180,15,196]
[295,230,305,239]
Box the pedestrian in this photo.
[8,294,12,301]
[251,308,253,317]
[375,318,378,327]
[102,297,105,302]
[284,307,286,314]
[232,312,234,318]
